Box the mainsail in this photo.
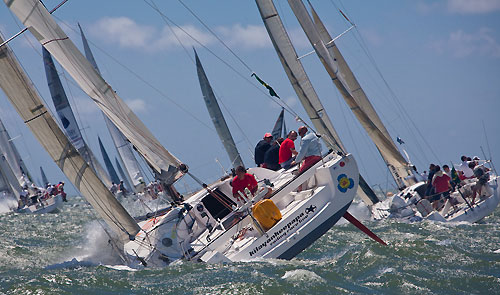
[42,47,112,188]
[98,136,120,185]
[0,34,140,240]
[289,0,413,189]
[79,24,145,191]
[5,0,185,185]
[194,49,244,169]
[115,157,133,192]
[40,166,48,186]
[255,0,379,205]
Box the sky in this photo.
[0,0,499,195]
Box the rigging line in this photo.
[141,0,307,125]
[176,0,253,73]
[328,0,433,165]
[50,15,216,135]
[149,0,254,156]
[0,0,69,48]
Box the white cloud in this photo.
[217,24,271,49]
[90,17,275,52]
[429,27,500,58]
[125,98,147,112]
[447,0,500,14]
[416,1,442,14]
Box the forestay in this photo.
[255,0,379,205]
[289,0,413,189]
[5,0,184,184]
[195,50,244,169]
[0,34,140,240]
[79,25,144,191]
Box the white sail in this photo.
[288,0,413,189]
[0,35,140,240]
[0,146,22,199]
[42,47,112,188]
[255,0,379,205]
[79,24,144,190]
[0,118,26,187]
[0,160,14,195]
[5,0,185,185]
[194,50,245,169]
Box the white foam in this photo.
[0,194,18,214]
[281,269,325,283]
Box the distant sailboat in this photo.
[271,108,287,140]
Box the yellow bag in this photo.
[252,199,282,231]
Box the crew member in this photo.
[279,131,298,169]
[254,133,273,167]
[263,137,284,171]
[231,166,258,204]
[291,126,322,173]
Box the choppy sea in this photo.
[0,196,498,294]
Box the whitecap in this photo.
[281,269,325,283]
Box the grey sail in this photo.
[42,47,112,188]
[0,34,140,240]
[98,136,120,185]
[290,1,413,189]
[271,108,285,140]
[40,166,49,186]
[255,0,379,205]
[79,24,144,191]
[0,146,22,199]
[6,0,184,186]
[194,49,244,169]
[0,158,14,196]
[115,157,133,192]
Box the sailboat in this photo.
[284,0,499,223]
[0,0,380,267]
[0,116,62,214]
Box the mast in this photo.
[98,136,120,185]
[40,166,49,186]
[289,0,413,189]
[5,0,185,187]
[79,24,144,192]
[0,33,140,241]
[42,47,112,188]
[255,0,379,205]
[194,49,245,169]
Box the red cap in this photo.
[264,133,273,138]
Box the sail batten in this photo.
[194,50,244,169]
[5,0,184,185]
[0,33,140,240]
[289,0,413,189]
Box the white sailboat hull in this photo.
[372,177,500,223]
[18,194,63,214]
[124,152,358,266]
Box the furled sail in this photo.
[194,49,244,169]
[289,0,413,189]
[79,24,144,191]
[271,108,285,140]
[5,0,185,185]
[40,166,48,186]
[98,136,120,185]
[0,34,140,240]
[42,47,112,188]
[255,0,379,205]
